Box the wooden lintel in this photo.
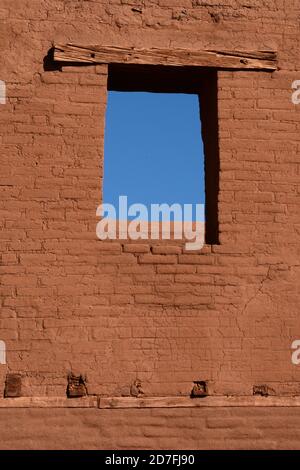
[53,44,277,71]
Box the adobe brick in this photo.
[134,294,174,305]
[178,255,214,264]
[156,265,196,274]
[138,254,177,264]
[175,274,214,284]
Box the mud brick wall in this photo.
[2,407,300,450]
[0,0,300,449]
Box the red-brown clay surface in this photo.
[0,0,300,449]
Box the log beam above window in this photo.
[53,43,277,71]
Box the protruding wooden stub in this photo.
[4,374,22,398]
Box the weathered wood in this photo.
[0,397,98,408]
[53,44,277,70]
[4,374,22,398]
[67,373,87,398]
[0,396,300,408]
[98,396,300,409]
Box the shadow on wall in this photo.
[43,47,96,73]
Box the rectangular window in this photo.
[104,64,219,245]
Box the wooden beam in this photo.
[53,44,277,71]
[1,395,300,408]
[0,397,98,408]
[98,396,300,409]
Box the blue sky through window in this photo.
[103,91,205,221]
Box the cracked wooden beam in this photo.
[53,44,277,71]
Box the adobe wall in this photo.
[1,406,300,450]
[0,0,300,449]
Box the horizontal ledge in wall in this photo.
[99,396,300,409]
[0,397,98,408]
[1,396,300,409]
[53,44,277,71]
